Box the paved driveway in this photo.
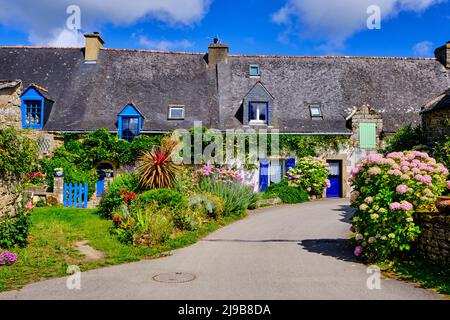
[0,199,443,300]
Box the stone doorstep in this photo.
[74,240,106,262]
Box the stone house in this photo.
[420,88,450,146]
[0,33,449,198]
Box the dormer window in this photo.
[249,65,260,77]
[118,102,144,142]
[168,105,185,119]
[309,105,322,118]
[249,102,268,124]
[20,84,54,130]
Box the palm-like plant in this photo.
[137,137,180,189]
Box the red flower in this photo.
[113,216,122,223]
[129,192,136,200]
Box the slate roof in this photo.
[420,88,450,113]
[0,46,449,134]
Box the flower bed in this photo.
[349,151,449,261]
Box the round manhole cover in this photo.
[153,272,196,283]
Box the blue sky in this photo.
[0,0,448,57]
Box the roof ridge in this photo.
[0,45,82,49]
[229,53,436,61]
[101,48,204,55]
[0,45,438,61]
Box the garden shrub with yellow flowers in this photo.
[349,151,449,262]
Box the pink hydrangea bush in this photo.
[201,164,245,184]
[287,157,330,196]
[349,151,448,261]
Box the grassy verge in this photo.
[0,206,245,292]
[379,259,450,296]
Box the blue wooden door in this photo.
[259,160,269,192]
[326,161,342,198]
[96,174,105,197]
[285,158,295,173]
[96,163,113,197]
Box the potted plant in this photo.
[103,169,113,177]
[54,168,64,177]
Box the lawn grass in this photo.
[378,259,450,296]
[0,206,244,292]
[389,260,450,295]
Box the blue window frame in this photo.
[121,117,139,142]
[118,103,143,142]
[20,86,45,129]
[249,101,269,124]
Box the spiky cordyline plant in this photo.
[137,138,180,189]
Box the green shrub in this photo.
[188,193,224,219]
[349,151,448,262]
[0,213,31,248]
[0,127,37,178]
[40,149,97,195]
[266,179,309,204]
[199,178,254,216]
[139,188,188,211]
[287,157,329,196]
[131,205,174,246]
[382,124,426,154]
[171,209,204,231]
[98,173,140,218]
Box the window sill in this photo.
[249,120,267,126]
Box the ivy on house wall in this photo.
[40,129,164,191]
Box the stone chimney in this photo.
[84,32,105,63]
[207,38,229,67]
[435,41,450,68]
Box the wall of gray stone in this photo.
[0,80,22,129]
[0,175,22,219]
[414,212,450,266]
[421,107,450,145]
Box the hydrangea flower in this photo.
[389,202,402,211]
[354,246,363,257]
[367,167,381,176]
[395,184,408,194]
[355,233,363,241]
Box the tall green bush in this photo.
[98,173,140,218]
[0,127,37,178]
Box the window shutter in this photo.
[359,123,377,149]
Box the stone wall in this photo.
[414,212,450,266]
[0,80,22,129]
[0,175,21,219]
[349,104,383,149]
[421,106,450,146]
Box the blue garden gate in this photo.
[64,183,88,208]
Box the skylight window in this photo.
[309,105,322,118]
[168,105,185,119]
[249,65,260,77]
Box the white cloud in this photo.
[47,30,86,47]
[0,0,211,46]
[139,36,194,51]
[272,0,446,49]
[412,40,434,57]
